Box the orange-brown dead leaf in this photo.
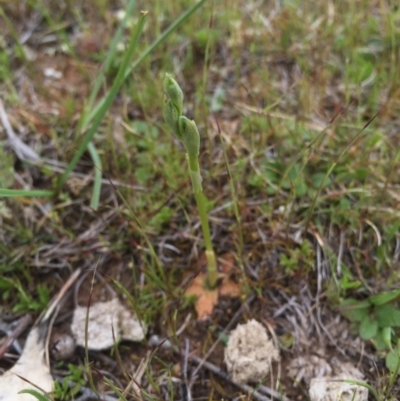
[185,252,241,319]
[185,273,218,320]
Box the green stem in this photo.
[189,160,217,288]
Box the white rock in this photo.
[309,372,368,401]
[224,319,280,384]
[71,298,147,350]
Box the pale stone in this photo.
[309,367,368,401]
[224,319,280,384]
[71,298,147,350]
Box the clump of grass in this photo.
[162,73,217,289]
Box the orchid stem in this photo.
[163,73,218,288]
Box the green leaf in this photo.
[371,328,390,351]
[284,164,308,196]
[311,173,331,189]
[339,298,370,322]
[295,180,307,197]
[218,332,229,346]
[19,390,52,401]
[342,380,379,400]
[132,120,159,140]
[135,166,154,185]
[386,347,400,374]
[368,289,400,306]
[380,326,393,350]
[359,315,378,340]
[375,304,400,327]
[149,206,172,231]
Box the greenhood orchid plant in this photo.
[163,73,217,288]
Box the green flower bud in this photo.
[163,99,182,139]
[163,73,184,116]
[179,116,200,170]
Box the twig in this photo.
[190,355,291,401]
[40,268,82,324]
[0,98,40,161]
[120,352,150,400]
[0,314,33,358]
[181,338,193,401]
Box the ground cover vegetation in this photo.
[0,0,400,399]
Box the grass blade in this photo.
[0,189,53,197]
[85,0,209,125]
[58,12,148,189]
[87,141,102,210]
[84,0,137,115]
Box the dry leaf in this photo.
[185,273,218,319]
[185,252,241,319]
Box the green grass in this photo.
[0,0,400,399]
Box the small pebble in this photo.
[50,332,76,360]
